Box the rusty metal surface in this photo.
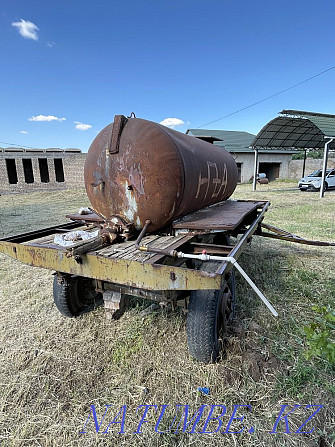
[258,178,269,184]
[66,212,104,223]
[84,115,238,232]
[0,239,221,291]
[7,224,190,263]
[0,200,273,291]
[173,200,266,230]
[107,115,128,154]
[216,201,270,275]
[259,223,335,246]
[190,242,233,255]
[1,223,194,263]
[1,221,82,244]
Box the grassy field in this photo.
[0,182,334,447]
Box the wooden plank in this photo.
[146,235,195,264]
[22,231,192,263]
[22,225,97,247]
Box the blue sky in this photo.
[1,0,335,152]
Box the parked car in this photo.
[298,169,335,191]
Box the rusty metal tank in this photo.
[84,115,238,232]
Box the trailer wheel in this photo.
[53,273,103,317]
[187,268,235,363]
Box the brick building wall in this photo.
[0,148,86,193]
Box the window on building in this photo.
[22,158,34,183]
[54,158,65,182]
[5,159,18,184]
[38,158,50,183]
[236,163,242,183]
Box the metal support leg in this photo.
[302,149,307,178]
[175,251,278,317]
[252,149,259,192]
[320,138,333,198]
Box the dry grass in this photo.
[0,182,334,446]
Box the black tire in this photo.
[317,182,328,192]
[53,273,103,317]
[187,267,236,363]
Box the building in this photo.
[251,109,335,195]
[186,128,298,183]
[0,147,86,193]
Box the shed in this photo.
[251,110,335,197]
[186,128,297,183]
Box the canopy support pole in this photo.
[252,149,259,192]
[320,137,334,198]
[302,149,307,178]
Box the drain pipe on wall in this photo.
[136,220,278,317]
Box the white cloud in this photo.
[47,41,55,48]
[74,121,92,131]
[12,19,39,41]
[29,115,66,122]
[159,118,185,129]
[20,130,28,134]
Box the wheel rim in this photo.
[216,277,235,355]
[70,277,102,315]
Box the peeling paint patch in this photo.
[124,180,138,223]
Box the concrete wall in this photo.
[233,152,292,183]
[0,151,86,193]
[289,158,335,179]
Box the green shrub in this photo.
[304,306,335,364]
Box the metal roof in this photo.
[0,147,81,153]
[187,129,256,150]
[188,135,223,143]
[251,110,335,150]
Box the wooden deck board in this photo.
[22,233,190,263]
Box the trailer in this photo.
[1,196,333,363]
[0,198,276,362]
[1,116,333,363]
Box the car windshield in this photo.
[308,169,331,178]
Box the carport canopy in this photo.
[250,110,335,197]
